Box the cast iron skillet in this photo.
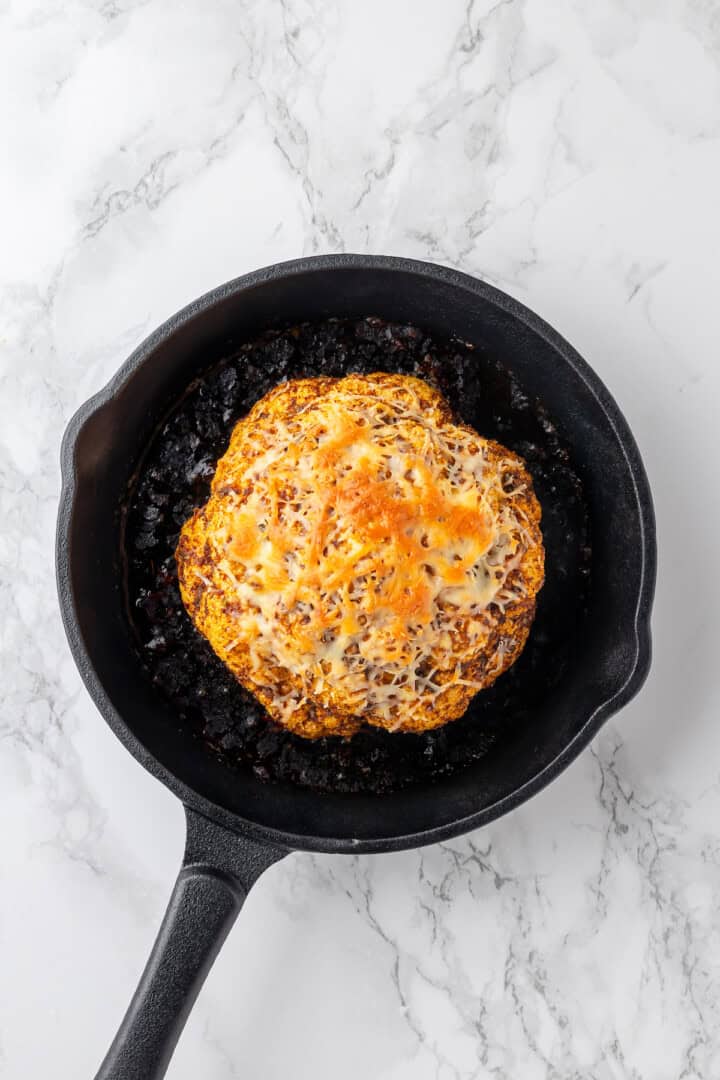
[56,255,655,1079]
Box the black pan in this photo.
[56,255,655,1079]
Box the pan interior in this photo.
[123,316,587,797]
[64,263,648,847]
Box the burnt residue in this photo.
[123,317,591,794]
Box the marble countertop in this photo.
[2,1,719,1077]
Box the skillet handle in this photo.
[94,808,288,1080]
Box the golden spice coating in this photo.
[176,372,544,738]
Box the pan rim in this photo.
[56,254,656,854]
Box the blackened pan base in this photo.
[123,318,590,794]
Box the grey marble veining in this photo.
[2,1,720,1077]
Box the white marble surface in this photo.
[2,1,720,1076]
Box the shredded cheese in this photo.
[177,373,544,734]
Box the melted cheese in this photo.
[177,373,543,731]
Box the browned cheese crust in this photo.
[176,372,544,738]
